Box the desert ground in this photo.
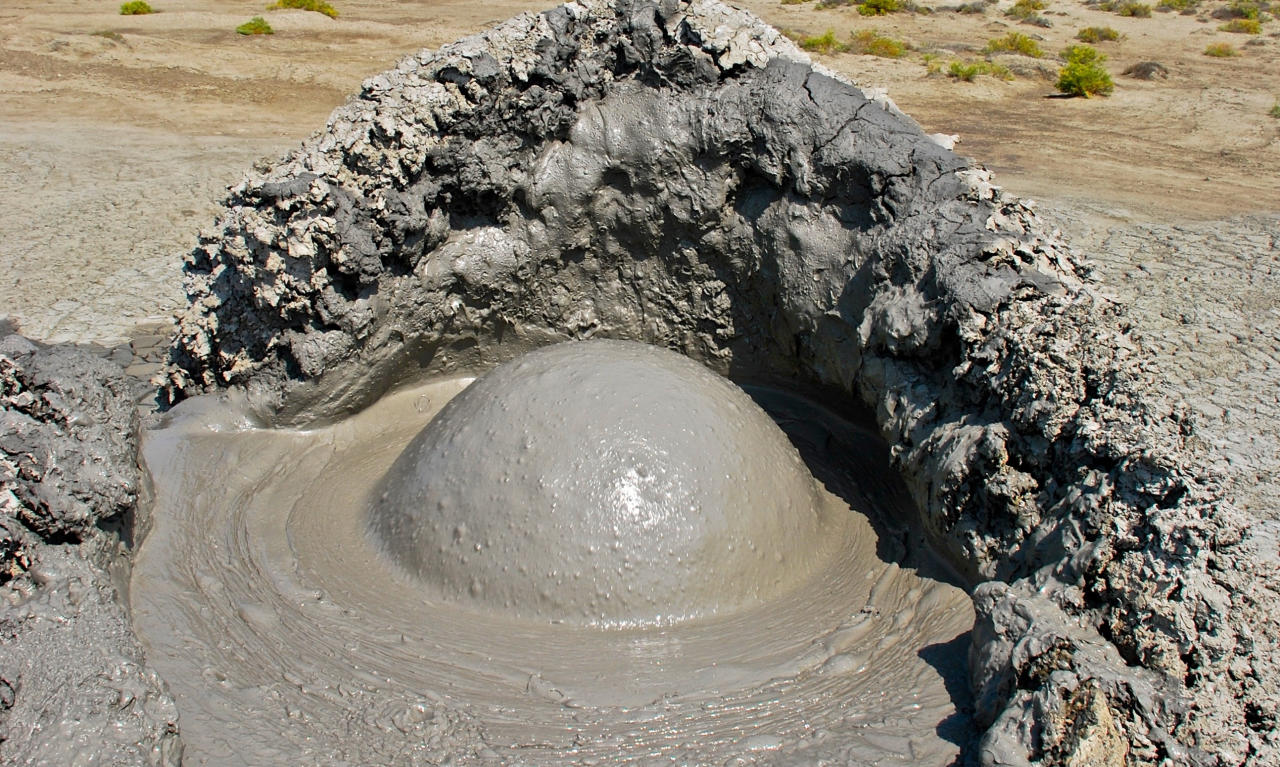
[2,0,1277,518]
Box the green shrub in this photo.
[268,0,338,18]
[1220,18,1262,31]
[237,16,274,34]
[984,31,1044,55]
[1156,0,1198,10]
[119,1,154,14]
[1102,0,1153,15]
[1217,0,1263,18]
[948,58,1015,80]
[781,0,815,4]
[1005,0,1051,24]
[1204,41,1238,55]
[799,29,847,54]
[1005,0,1046,15]
[849,29,909,56]
[948,61,981,80]
[1057,44,1114,96]
[1269,102,1280,118]
[858,0,901,14]
[1077,25,1122,42]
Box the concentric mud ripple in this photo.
[132,374,973,765]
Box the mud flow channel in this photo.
[132,340,974,765]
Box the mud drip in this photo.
[132,342,973,765]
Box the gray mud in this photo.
[134,366,974,764]
[159,1,1280,764]
[0,334,182,765]
[370,339,839,626]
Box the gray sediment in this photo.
[133,370,974,764]
[2,0,1276,763]
[0,334,182,765]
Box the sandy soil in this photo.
[0,0,1276,517]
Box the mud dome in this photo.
[370,339,838,626]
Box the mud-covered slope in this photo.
[0,333,182,766]
[163,0,1277,764]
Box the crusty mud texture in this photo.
[151,0,1276,765]
[370,339,838,626]
[0,333,182,765]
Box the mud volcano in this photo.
[4,0,1279,765]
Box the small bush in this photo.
[858,0,901,14]
[985,31,1044,55]
[1220,18,1262,31]
[1215,0,1263,18]
[799,29,847,54]
[948,59,1015,80]
[119,1,154,14]
[948,60,980,80]
[1006,0,1052,23]
[955,0,990,10]
[1156,0,1198,10]
[1204,41,1238,55]
[237,16,274,34]
[1077,26,1122,42]
[1057,44,1114,96]
[1269,102,1280,118]
[1100,0,1153,15]
[1006,0,1046,15]
[849,29,909,56]
[781,0,815,4]
[268,0,338,18]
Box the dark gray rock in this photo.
[1,335,182,766]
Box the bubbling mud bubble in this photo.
[368,339,836,626]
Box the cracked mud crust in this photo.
[0,334,182,766]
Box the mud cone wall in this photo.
[1,0,1273,765]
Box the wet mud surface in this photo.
[134,368,973,765]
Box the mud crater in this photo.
[135,339,973,763]
[4,0,1275,765]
